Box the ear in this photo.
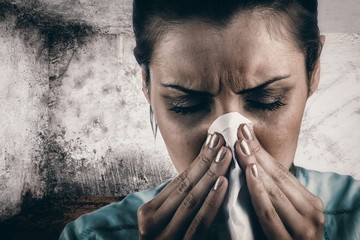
[308,35,326,97]
[141,65,151,104]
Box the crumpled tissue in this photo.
[208,112,256,240]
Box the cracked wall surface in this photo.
[0,1,359,221]
[0,10,48,220]
[45,32,175,199]
[0,4,175,221]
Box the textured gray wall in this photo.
[0,2,175,221]
[0,0,359,221]
[0,9,49,220]
[294,33,360,177]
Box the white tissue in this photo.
[208,112,255,240]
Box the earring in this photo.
[150,106,158,139]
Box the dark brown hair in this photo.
[132,0,322,82]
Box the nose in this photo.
[214,94,249,119]
[200,94,252,132]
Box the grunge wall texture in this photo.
[0,0,359,221]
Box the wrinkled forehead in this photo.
[150,11,302,90]
[152,12,300,72]
[151,10,299,64]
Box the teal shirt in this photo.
[59,166,360,239]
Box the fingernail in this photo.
[209,133,219,149]
[240,140,251,156]
[215,147,226,163]
[205,134,212,146]
[242,124,253,140]
[213,177,223,191]
[251,163,259,178]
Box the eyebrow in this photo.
[161,74,291,96]
[238,75,291,94]
[160,83,215,96]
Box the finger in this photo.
[184,176,228,240]
[161,148,232,238]
[247,161,324,239]
[246,163,291,240]
[152,133,227,229]
[151,132,225,208]
[237,142,307,237]
[236,124,325,238]
[235,134,309,212]
[236,124,323,212]
[138,133,226,238]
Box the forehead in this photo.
[151,11,303,89]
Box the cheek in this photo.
[254,92,307,168]
[152,98,207,173]
[256,114,302,167]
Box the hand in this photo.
[235,124,325,240]
[138,133,232,240]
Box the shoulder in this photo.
[59,180,170,240]
[295,166,360,240]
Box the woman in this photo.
[60,0,360,239]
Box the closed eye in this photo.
[246,99,286,111]
[168,97,212,115]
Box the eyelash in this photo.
[246,100,286,111]
[169,102,210,115]
[169,99,286,115]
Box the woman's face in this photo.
[145,13,319,173]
